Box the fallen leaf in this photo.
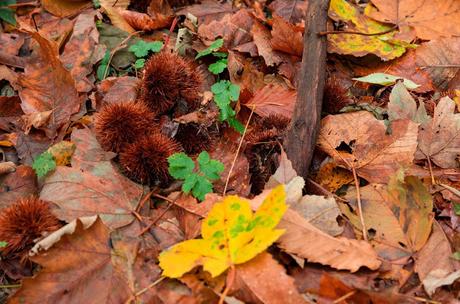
[197,9,254,50]
[415,37,460,90]
[99,76,140,107]
[317,111,418,183]
[251,21,287,66]
[343,172,433,260]
[176,0,235,25]
[266,149,298,186]
[100,0,135,33]
[39,128,145,229]
[268,0,307,24]
[367,0,460,40]
[0,95,23,132]
[41,0,91,18]
[416,97,460,168]
[13,131,52,166]
[415,221,460,296]
[119,9,173,31]
[387,81,428,123]
[353,73,419,89]
[244,84,296,118]
[61,11,105,93]
[159,186,287,278]
[0,33,24,56]
[230,252,305,304]
[0,165,37,208]
[328,0,407,61]
[21,110,52,134]
[314,162,354,193]
[18,31,82,139]
[47,141,76,166]
[10,218,162,303]
[271,14,303,57]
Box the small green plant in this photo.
[92,0,100,8]
[96,49,114,81]
[32,151,56,178]
[454,203,460,216]
[129,40,163,69]
[0,0,16,25]
[211,80,244,133]
[196,38,244,133]
[168,151,224,201]
[0,241,7,248]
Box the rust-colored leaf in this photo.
[244,84,296,118]
[18,31,82,139]
[119,9,173,31]
[271,14,303,57]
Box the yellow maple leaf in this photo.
[159,185,287,278]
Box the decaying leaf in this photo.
[41,0,91,18]
[244,84,296,118]
[18,31,82,138]
[39,128,145,229]
[327,0,408,61]
[318,111,418,183]
[119,9,173,31]
[343,171,433,260]
[271,14,303,57]
[159,185,287,278]
[416,97,460,168]
[367,0,460,40]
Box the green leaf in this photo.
[134,58,145,69]
[92,0,101,8]
[192,175,213,201]
[208,59,227,75]
[168,152,195,179]
[227,117,245,134]
[452,252,460,261]
[0,241,7,248]
[212,52,228,58]
[228,83,240,101]
[211,80,229,94]
[454,203,460,216]
[0,7,15,25]
[32,151,56,177]
[196,38,224,59]
[182,172,198,194]
[197,151,224,181]
[353,73,420,89]
[129,40,163,58]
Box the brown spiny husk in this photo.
[94,101,156,153]
[323,75,353,114]
[0,197,61,260]
[245,115,290,194]
[174,123,215,155]
[119,132,182,185]
[140,52,203,115]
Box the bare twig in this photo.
[223,107,254,195]
[333,290,356,303]
[319,25,397,37]
[351,165,367,241]
[125,276,165,303]
[218,265,236,304]
[439,183,460,198]
[420,64,460,69]
[137,194,177,236]
[103,31,142,79]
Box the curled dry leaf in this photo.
[119,9,173,31]
[368,0,460,40]
[244,84,296,118]
[18,31,82,139]
[230,252,304,304]
[416,97,460,169]
[0,166,37,209]
[100,0,135,33]
[176,0,235,25]
[251,21,287,66]
[317,111,418,183]
[41,0,91,18]
[268,0,307,24]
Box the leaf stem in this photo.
[318,25,397,36]
[219,265,236,304]
[351,165,367,241]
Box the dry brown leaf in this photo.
[40,128,145,229]
[317,111,418,183]
[343,173,433,261]
[119,9,173,31]
[100,0,135,33]
[314,162,354,193]
[18,31,82,139]
[415,37,460,90]
[0,166,35,208]
[244,84,296,118]
[415,221,460,296]
[10,218,162,304]
[271,14,303,57]
[197,9,254,50]
[21,110,52,134]
[61,11,105,93]
[41,0,91,18]
[13,131,52,165]
[230,252,305,304]
[368,0,460,40]
[176,0,235,25]
[268,0,307,24]
[0,95,23,132]
[252,21,287,66]
[416,97,460,169]
[0,33,24,56]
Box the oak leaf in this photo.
[271,14,303,57]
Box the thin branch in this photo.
[103,31,142,79]
[318,25,397,37]
[351,164,367,241]
[218,265,236,304]
[223,107,255,194]
[420,64,460,69]
[333,290,356,303]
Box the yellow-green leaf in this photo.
[327,0,409,61]
[47,141,76,166]
[159,185,287,278]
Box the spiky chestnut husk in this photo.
[174,123,214,155]
[94,101,157,153]
[245,115,290,194]
[323,76,353,114]
[119,132,182,185]
[139,52,203,115]
[0,197,60,260]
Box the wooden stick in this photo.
[284,0,330,179]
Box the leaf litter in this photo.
[0,0,459,303]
